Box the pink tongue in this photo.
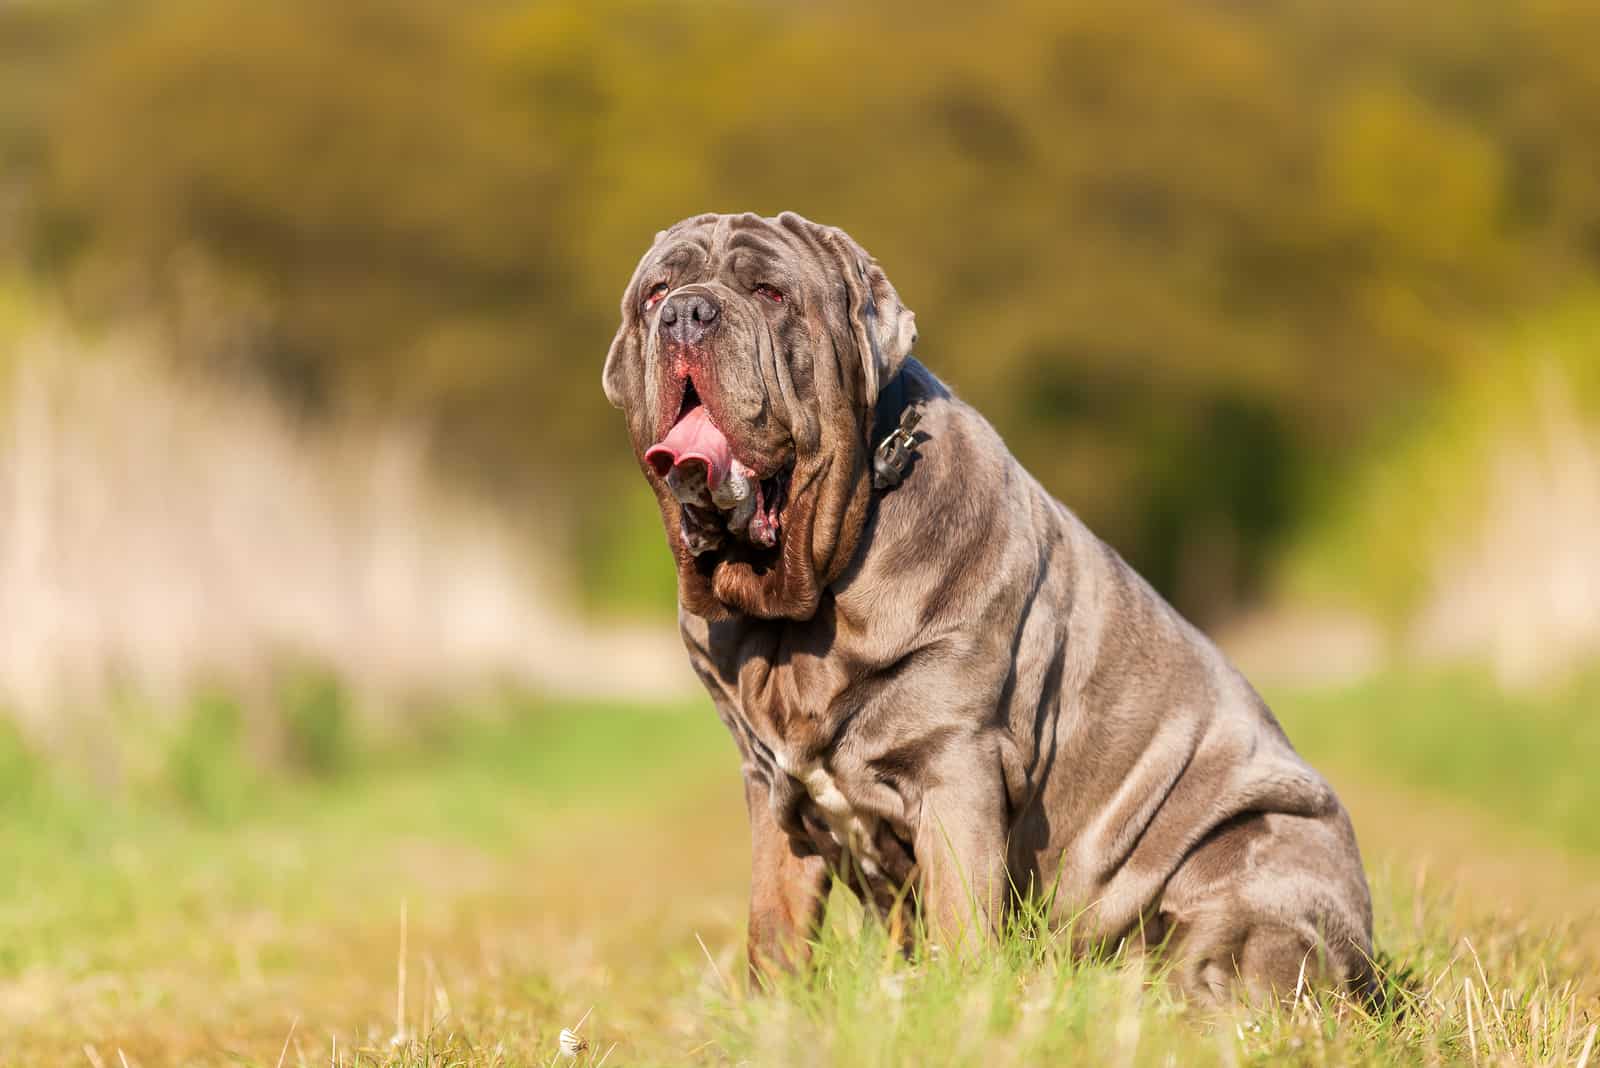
[645,404,733,488]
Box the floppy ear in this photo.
[781,214,917,405]
[602,228,674,411]
[833,233,917,404]
[601,323,633,410]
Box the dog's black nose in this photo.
[659,291,720,347]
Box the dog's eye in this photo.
[754,283,785,304]
[643,283,669,311]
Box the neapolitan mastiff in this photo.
[601,212,1373,1003]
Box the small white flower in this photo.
[560,1028,588,1058]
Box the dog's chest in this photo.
[684,620,898,879]
[774,748,887,878]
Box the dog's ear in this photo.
[782,213,918,406]
[603,233,670,411]
[601,320,634,410]
[845,245,918,403]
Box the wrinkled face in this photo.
[602,212,916,622]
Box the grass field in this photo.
[1,676,1597,1066]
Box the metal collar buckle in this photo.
[872,405,921,490]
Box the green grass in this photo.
[1270,671,1600,856]
[706,889,1595,1068]
[0,695,725,976]
[0,679,1596,1065]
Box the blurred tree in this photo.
[13,0,1600,620]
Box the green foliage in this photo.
[277,665,353,778]
[7,0,1600,618]
[1282,294,1600,621]
[163,688,257,821]
[0,714,38,808]
[574,474,682,619]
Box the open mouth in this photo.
[644,382,791,559]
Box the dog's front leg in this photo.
[744,774,831,984]
[912,749,1010,955]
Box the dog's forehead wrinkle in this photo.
[654,214,842,300]
[726,227,783,256]
[658,240,706,271]
[709,214,736,253]
[726,250,792,291]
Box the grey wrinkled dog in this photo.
[602,211,1373,1003]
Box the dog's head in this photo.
[602,212,917,621]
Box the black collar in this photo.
[870,368,922,491]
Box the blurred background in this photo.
[2,1,1598,1059]
[1,0,1598,775]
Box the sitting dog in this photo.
[601,211,1373,1003]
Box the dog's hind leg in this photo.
[1157,809,1374,1006]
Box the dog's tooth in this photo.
[710,461,753,509]
[721,465,757,533]
[725,494,756,534]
